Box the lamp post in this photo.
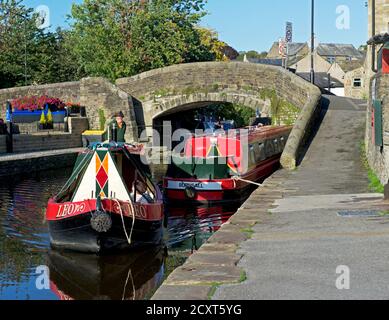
[310,0,315,84]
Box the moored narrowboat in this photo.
[164,124,292,204]
[46,143,164,253]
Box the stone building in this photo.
[327,59,365,84]
[344,66,366,99]
[316,44,364,64]
[365,0,389,94]
[267,42,309,66]
[289,51,332,74]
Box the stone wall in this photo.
[79,77,138,142]
[68,117,89,135]
[366,72,389,184]
[12,133,82,154]
[0,151,79,178]
[345,67,367,99]
[0,135,6,154]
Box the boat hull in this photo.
[49,212,163,254]
[164,155,280,205]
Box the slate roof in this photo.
[246,57,283,66]
[297,72,344,89]
[336,59,364,73]
[316,44,364,59]
[268,42,308,56]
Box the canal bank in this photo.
[153,95,389,300]
[0,148,83,178]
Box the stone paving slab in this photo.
[164,264,243,286]
[152,285,212,300]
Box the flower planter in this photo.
[12,110,66,124]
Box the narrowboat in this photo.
[46,143,164,253]
[164,123,292,204]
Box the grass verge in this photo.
[360,142,384,193]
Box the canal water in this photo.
[0,168,242,300]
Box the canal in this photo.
[0,168,243,300]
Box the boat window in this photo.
[255,142,266,162]
[249,144,256,166]
[265,139,276,158]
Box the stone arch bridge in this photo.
[115,62,317,140]
[0,61,321,169]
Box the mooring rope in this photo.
[232,176,263,187]
[122,267,136,301]
[113,199,136,246]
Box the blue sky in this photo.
[23,0,369,52]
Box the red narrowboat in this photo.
[164,125,292,204]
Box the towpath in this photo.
[213,95,389,300]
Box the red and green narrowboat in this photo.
[164,125,292,204]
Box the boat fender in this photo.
[90,196,112,233]
[185,186,197,200]
[91,210,112,233]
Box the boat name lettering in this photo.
[56,203,86,218]
[179,182,204,189]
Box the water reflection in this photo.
[0,168,243,300]
[48,247,166,300]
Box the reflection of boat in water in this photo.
[48,247,166,300]
[166,203,241,249]
[164,121,292,204]
[168,204,239,233]
[46,143,164,253]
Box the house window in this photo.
[353,78,362,88]
[327,56,336,64]
[346,56,352,62]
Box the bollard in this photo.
[384,182,389,201]
[5,101,13,153]
[111,122,118,142]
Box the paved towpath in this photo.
[214,95,389,300]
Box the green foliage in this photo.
[259,89,300,126]
[1,0,230,88]
[0,1,80,88]
[68,0,214,81]
[236,50,268,61]
[360,142,384,193]
[98,108,106,131]
[203,103,255,128]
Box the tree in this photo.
[67,0,214,81]
[0,0,37,87]
[236,50,268,62]
[197,27,238,61]
[0,1,79,88]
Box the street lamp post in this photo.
[310,0,315,84]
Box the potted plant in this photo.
[39,110,47,130]
[46,108,54,129]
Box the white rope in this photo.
[122,267,136,301]
[232,176,263,187]
[113,199,136,246]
